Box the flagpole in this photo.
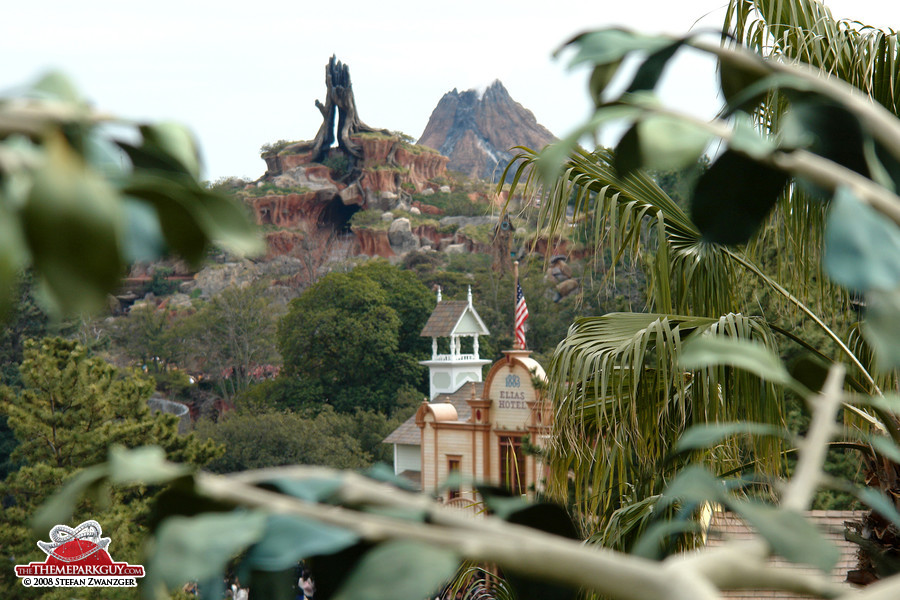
[513,260,520,349]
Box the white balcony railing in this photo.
[429,353,479,362]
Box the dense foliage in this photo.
[0,338,221,598]
[276,261,433,413]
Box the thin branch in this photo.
[781,363,846,511]
[691,38,900,161]
[722,247,885,401]
[197,465,862,600]
[671,540,845,598]
[196,471,714,600]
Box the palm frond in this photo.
[723,1,899,309]
[726,0,900,114]
[545,311,785,537]
[507,147,739,318]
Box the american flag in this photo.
[515,282,529,349]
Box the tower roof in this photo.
[419,289,489,337]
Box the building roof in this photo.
[383,414,420,445]
[420,300,489,337]
[705,509,865,599]
[383,382,483,446]
[420,301,467,337]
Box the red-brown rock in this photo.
[412,201,444,216]
[353,228,395,257]
[251,191,333,229]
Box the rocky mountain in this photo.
[417,80,557,181]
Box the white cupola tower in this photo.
[419,286,491,400]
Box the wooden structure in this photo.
[385,289,550,499]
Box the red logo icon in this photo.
[15,520,145,588]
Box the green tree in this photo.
[195,406,404,473]
[277,263,431,414]
[112,303,188,373]
[0,338,221,597]
[186,283,281,400]
[352,261,434,358]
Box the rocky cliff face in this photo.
[417,81,556,181]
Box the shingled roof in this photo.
[705,509,865,599]
[383,382,482,445]
[420,301,469,337]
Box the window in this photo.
[448,456,462,500]
[499,436,526,494]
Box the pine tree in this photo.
[0,337,222,598]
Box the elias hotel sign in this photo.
[497,374,528,410]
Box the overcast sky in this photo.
[3,1,896,182]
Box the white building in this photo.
[384,288,550,500]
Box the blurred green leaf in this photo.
[122,174,211,263]
[22,138,124,314]
[562,29,673,69]
[824,187,900,291]
[691,149,788,245]
[782,96,868,177]
[854,487,900,530]
[676,422,791,453]
[107,445,190,486]
[363,463,419,492]
[660,465,726,506]
[30,71,83,105]
[333,541,459,600]
[538,105,642,184]
[506,503,579,539]
[0,199,28,317]
[729,112,777,159]
[863,288,900,370]
[244,514,358,572]
[31,464,108,534]
[190,188,263,256]
[868,435,900,463]
[117,140,193,177]
[149,477,238,528]
[588,61,622,105]
[626,41,683,93]
[861,393,900,416]
[477,485,531,519]
[874,140,900,193]
[718,58,768,110]
[147,511,267,594]
[82,130,127,177]
[632,519,702,560]
[734,503,839,572]
[788,355,830,394]
[680,336,795,388]
[140,122,201,180]
[309,542,374,600]
[614,124,642,177]
[245,569,297,600]
[638,114,710,171]
[721,73,817,119]
[121,196,167,262]
[505,503,580,600]
[266,477,344,502]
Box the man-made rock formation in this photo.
[388,218,420,254]
[546,255,580,301]
[243,60,565,264]
[253,56,450,252]
[418,80,556,181]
